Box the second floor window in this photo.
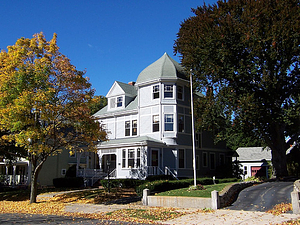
[178,115,184,132]
[164,84,173,98]
[125,121,130,136]
[153,85,159,99]
[164,114,174,131]
[132,120,137,136]
[153,115,159,132]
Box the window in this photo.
[117,97,123,107]
[153,85,159,99]
[177,85,183,100]
[210,153,215,170]
[122,149,126,168]
[164,114,173,131]
[125,121,130,136]
[128,149,135,168]
[110,98,115,108]
[178,114,184,132]
[164,84,173,98]
[137,148,141,168]
[153,115,159,132]
[203,152,208,167]
[132,120,137,136]
[179,149,185,168]
[244,166,248,175]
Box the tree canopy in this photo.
[174,0,300,177]
[0,32,106,202]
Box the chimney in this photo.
[128,81,135,86]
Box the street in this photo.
[0,213,151,225]
[227,181,294,212]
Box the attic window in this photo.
[117,97,123,107]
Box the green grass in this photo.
[156,182,236,198]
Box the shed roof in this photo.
[235,147,272,161]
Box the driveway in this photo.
[226,181,294,211]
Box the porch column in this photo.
[12,165,16,187]
[5,165,9,185]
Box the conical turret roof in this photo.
[136,53,187,85]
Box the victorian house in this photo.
[94,53,232,180]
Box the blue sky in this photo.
[1,0,216,96]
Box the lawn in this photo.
[156,182,236,198]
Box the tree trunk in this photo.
[29,156,44,204]
[271,146,288,178]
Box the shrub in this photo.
[100,179,146,191]
[53,177,84,188]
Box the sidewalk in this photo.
[38,191,300,225]
[64,203,300,225]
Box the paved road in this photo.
[227,181,294,212]
[0,213,151,225]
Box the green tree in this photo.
[174,0,300,178]
[89,95,107,115]
[0,33,106,203]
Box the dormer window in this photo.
[164,84,173,98]
[117,97,123,107]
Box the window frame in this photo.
[125,121,130,136]
[132,120,137,136]
[117,96,123,107]
[178,149,185,168]
[152,115,159,132]
[164,114,174,131]
[153,85,160,99]
[178,114,184,133]
[164,84,173,98]
[177,85,183,100]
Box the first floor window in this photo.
[179,149,185,168]
[164,114,174,131]
[153,115,159,132]
[122,148,141,168]
[128,149,135,168]
[122,149,126,168]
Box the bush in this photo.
[146,175,175,181]
[100,179,146,191]
[53,177,84,188]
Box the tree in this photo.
[89,95,107,115]
[174,0,300,177]
[0,32,106,203]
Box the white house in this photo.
[94,53,232,179]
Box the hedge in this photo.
[100,179,146,191]
[53,177,84,188]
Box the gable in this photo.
[106,81,126,98]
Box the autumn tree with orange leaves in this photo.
[0,32,106,203]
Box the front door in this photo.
[151,149,159,166]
